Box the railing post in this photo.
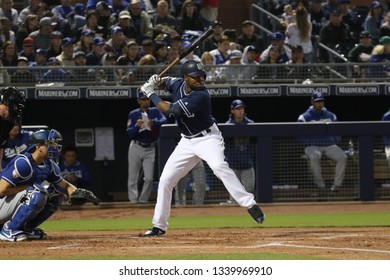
[257,136,273,203]
[358,135,376,200]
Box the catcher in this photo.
[0,129,100,242]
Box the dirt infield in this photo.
[1,202,390,260]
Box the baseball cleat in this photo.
[248,205,265,224]
[0,223,28,242]
[144,227,166,237]
[24,228,48,240]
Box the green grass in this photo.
[42,212,390,231]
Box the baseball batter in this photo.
[140,60,265,236]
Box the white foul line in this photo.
[259,242,390,254]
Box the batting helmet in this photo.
[0,87,26,121]
[28,129,63,160]
[181,60,206,78]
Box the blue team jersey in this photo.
[126,107,167,143]
[1,152,62,188]
[382,110,390,146]
[2,130,31,169]
[166,77,214,136]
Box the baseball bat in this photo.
[158,27,215,77]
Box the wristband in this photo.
[149,93,162,106]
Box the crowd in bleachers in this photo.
[1,0,390,85]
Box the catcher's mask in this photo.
[27,129,63,161]
[0,86,26,121]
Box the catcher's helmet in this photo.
[0,87,26,121]
[28,129,63,160]
[181,60,206,78]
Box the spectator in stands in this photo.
[18,0,40,26]
[180,40,201,64]
[77,10,105,41]
[322,0,340,19]
[221,99,256,205]
[56,37,74,67]
[280,4,295,31]
[257,45,286,81]
[1,40,17,68]
[95,1,116,39]
[111,0,127,20]
[178,0,204,34]
[139,37,153,56]
[29,48,48,81]
[309,0,327,40]
[152,40,168,65]
[318,8,354,62]
[115,10,137,40]
[1,121,30,169]
[209,34,230,64]
[367,35,390,80]
[60,146,92,188]
[104,26,127,58]
[127,0,153,45]
[237,20,263,56]
[131,53,156,83]
[339,0,362,43]
[200,50,220,82]
[285,6,313,62]
[0,59,10,85]
[0,17,15,45]
[219,49,244,82]
[101,51,120,83]
[117,40,140,66]
[69,50,95,83]
[0,0,18,33]
[380,11,390,37]
[29,16,57,50]
[364,1,384,45]
[348,31,374,78]
[10,56,36,85]
[297,91,347,192]
[240,45,259,78]
[152,0,179,39]
[199,0,219,28]
[15,14,39,51]
[285,44,312,81]
[51,0,74,38]
[41,56,68,83]
[86,36,106,65]
[74,28,94,54]
[67,3,86,34]
[260,31,291,63]
[46,31,63,59]
[18,37,35,64]
[202,20,223,52]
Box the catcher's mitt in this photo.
[70,188,101,205]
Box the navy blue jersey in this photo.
[127,107,167,143]
[60,161,92,188]
[2,130,31,169]
[166,77,214,136]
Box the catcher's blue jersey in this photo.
[1,152,62,188]
[166,77,214,136]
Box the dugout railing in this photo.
[158,122,390,203]
[4,62,390,88]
